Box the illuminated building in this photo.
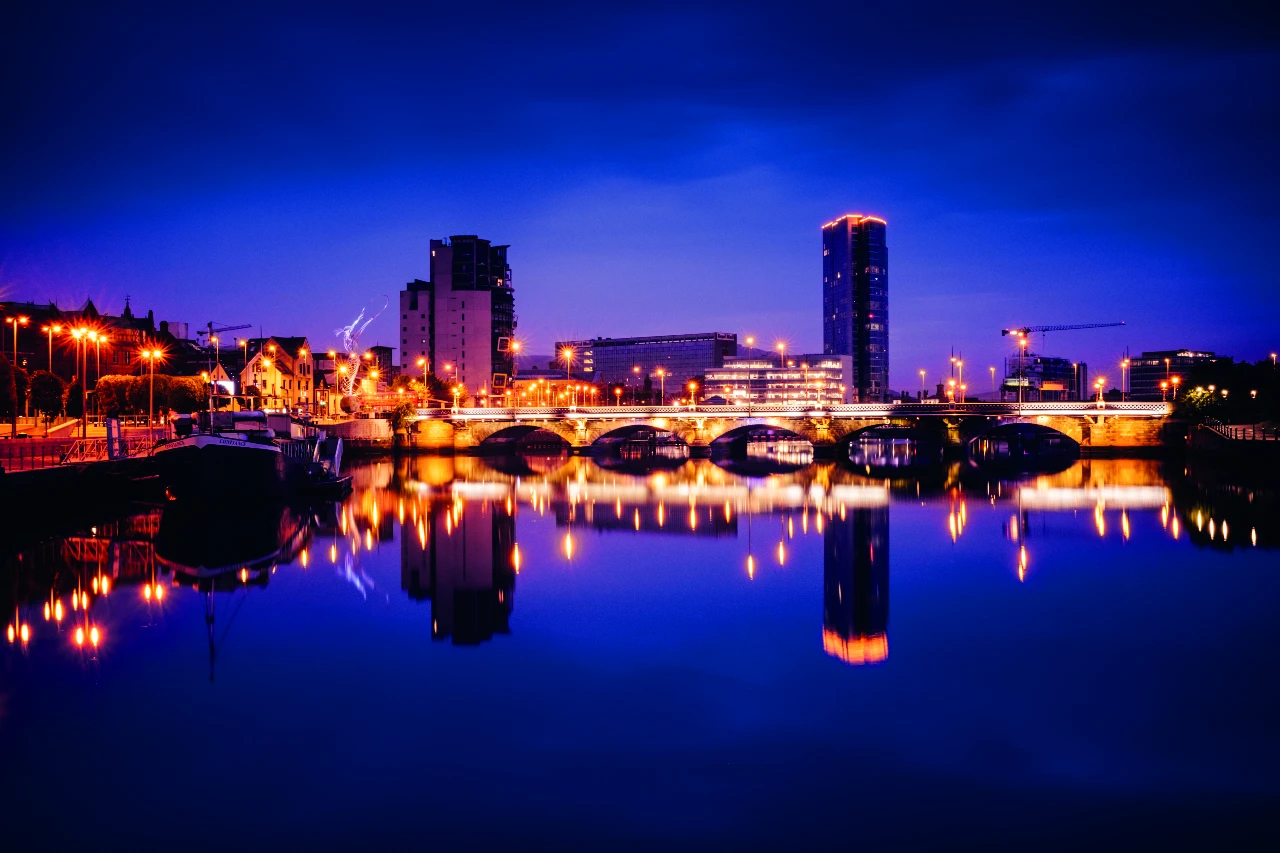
[400,236,517,397]
[822,214,888,402]
[822,506,889,664]
[553,332,737,400]
[704,354,853,404]
[400,500,516,645]
[1001,353,1088,401]
[1130,349,1223,401]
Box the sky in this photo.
[2,1,1278,390]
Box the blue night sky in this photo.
[2,1,1277,387]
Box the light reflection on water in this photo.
[2,455,1278,848]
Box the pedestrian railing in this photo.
[59,437,158,465]
[1202,418,1277,441]
[0,439,78,472]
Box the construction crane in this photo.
[1001,321,1125,337]
[197,321,251,343]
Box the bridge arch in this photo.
[969,422,1080,471]
[477,424,570,454]
[710,424,814,455]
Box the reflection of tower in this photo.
[822,506,889,664]
[401,500,516,645]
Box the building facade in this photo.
[399,235,516,397]
[238,336,315,411]
[1001,353,1088,401]
[822,214,888,402]
[704,354,853,405]
[553,332,737,402]
[1130,349,1222,400]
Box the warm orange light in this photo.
[75,627,85,646]
[89,626,100,647]
[823,630,888,664]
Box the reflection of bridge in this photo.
[407,402,1172,452]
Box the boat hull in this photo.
[154,434,287,500]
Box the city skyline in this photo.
[1,3,1276,391]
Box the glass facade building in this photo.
[1001,354,1088,401]
[1130,349,1222,401]
[554,333,737,402]
[822,214,888,402]
[704,354,853,405]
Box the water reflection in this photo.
[401,497,516,645]
[823,505,889,664]
[3,456,1276,665]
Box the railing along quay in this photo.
[1203,418,1278,442]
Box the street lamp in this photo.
[40,324,61,373]
[1121,358,1130,402]
[240,339,249,368]
[656,368,665,404]
[1095,377,1106,403]
[687,380,698,410]
[141,348,165,435]
[775,341,785,368]
[1160,380,1169,402]
[989,366,996,401]
[560,346,574,379]
[955,359,963,398]
[1018,337,1029,407]
[1171,375,1181,400]
[919,369,926,399]
[614,387,622,406]
[5,315,28,368]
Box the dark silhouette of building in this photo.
[822,214,888,402]
[823,506,889,664]
[401,500,516,645]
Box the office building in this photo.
[1001,353,1088,401]
[1130,349,1223,400]
[553,332,736,401]
[704,354,853,404]
[400,235,516,395]
[822,214,888,402]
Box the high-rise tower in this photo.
[400,235,516,398]
[822,214,888,402]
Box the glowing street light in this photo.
[655,368,665,404]
[989,365,996,401]
[40,323,61,372]
[560,346,575,379]
[1160,380,1169,402]
[687,380,698,410]
[141,348,165,433]
[919,369,926,399]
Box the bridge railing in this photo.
[416,401,1172,420]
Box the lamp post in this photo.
[955,359,963,399]
[1171,375,1181,400]
[919,369,926,399]
[72,327,88,438]
[240,339,249,371]
[141,348,164,437]
[614,387,622,406]
[775,341,785,368]
[560,346,574,380]
[510,340,520,390]
[298,347,310,412]
[1095,377,1105,403]
[688,380,698,411]
[41,324,61,373]
[1160,380,1168,402]
[1121,358,1130,402]
[1018,336,1029,409]
[656,368,665,405]
[5,315,28,368]
[989,366,996,401]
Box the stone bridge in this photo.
[396,402,1173,453]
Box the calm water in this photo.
[2,455,1277,850]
